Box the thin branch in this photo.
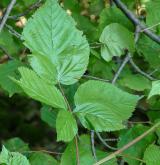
[23,150,62,155]
[149,69,159,76]
[112,0,160,45]
[112,53,131,84]
[94,121,160,165]
[74,135,80,165]
[58,82,80,165]
[131,26,156,81]
[119,159,125,165]
[120,153,145,163]
[109,0,114,6]
[58,82,72,112]
[128,121,153,125]
[0,0,16,32]
[0,45,13,60]
[140,22,160,33]
[83,75,110,83]
[104,138,119,142]
[9,0,42,20]
[134,25,141,43]
[5,24,22,39]
[129,57,156,81]
[96,132,118,151]
[91,130,97,161]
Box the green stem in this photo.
[58,82,80,165]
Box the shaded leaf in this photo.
[29,152,58,165]
[40,105,58,129]
[119,74,151,91]
[0,60,22,96]
[118,125,155,165]
[98,6,133,34]
[137,35,160,69]
[146,0,160,33]
[4,137,29,152]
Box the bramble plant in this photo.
[1,0,160,165]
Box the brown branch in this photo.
[91,130,97,161]
[0,0,16,32]
[129,57,156,81]
[112,0,160,45]
[94,121,160,165]
[96,132,118,150]
[112,53,131,84]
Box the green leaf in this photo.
[137,35,160,69]
[29,54,57,85]
[154,119,160,144]
[0,146,9,164]
[99,23,134,62]
[143,144,160,165]
[56,110,78,142]
[88,0,104,16]
[148,80,160,99]
[29,152,58,165]
[88,56,115,81]
[98,6,134,34]
[0,30,20,55]
[0,60,22,96]
[3,137,29,152]
[74,80,139,132]
[22,0,37,7]
[146,1,160,33]
[60,135,95,165]
[119,74,151,91]
[13,67,67,110]
[118,125,155,165]
[0,146,30,165]
[40,105,58,129]
[22,0,90,85]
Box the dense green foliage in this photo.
[1,0,160,164]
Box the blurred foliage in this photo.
[0,0,160,164]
